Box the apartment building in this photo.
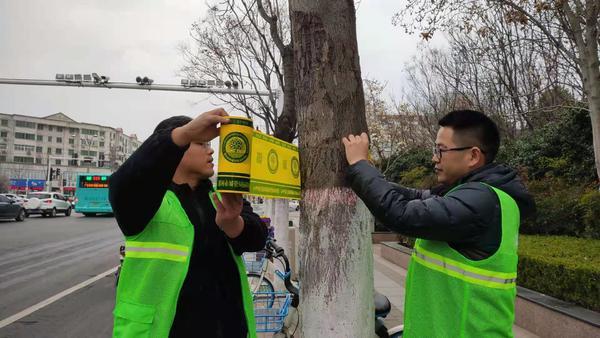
[0,112,142,192]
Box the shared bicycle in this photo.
[244,239,403,337]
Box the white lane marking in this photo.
[0,266,118,329]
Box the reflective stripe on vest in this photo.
[413,244,517,290]
[125,241,190,263]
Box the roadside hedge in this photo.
[518,235,600,312]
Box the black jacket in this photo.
[347,161,535,260]
[109,129,267,337]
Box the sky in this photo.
[0,0,429,141]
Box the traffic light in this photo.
[56,168,61,176]
[49,168,55,180]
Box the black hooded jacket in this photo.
[109,129,267,337]
[347,160,536,260]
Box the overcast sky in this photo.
[0,0,427,141]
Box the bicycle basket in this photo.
[243,251,266,274]
[253,292,292,333]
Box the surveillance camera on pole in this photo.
[232,80,239,89]
[224,80,232,88]
[136,76,153,85]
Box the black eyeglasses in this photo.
[432,145,484,159]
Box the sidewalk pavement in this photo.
[373,244,539,338]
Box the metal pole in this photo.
[46,152,51,191]
[0,78,272,97]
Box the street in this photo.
[0,213,122,338]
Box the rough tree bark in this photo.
[290,1,374,336]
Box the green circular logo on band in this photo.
[222,132,249,163]
[291,156,299,178]
[268,149,279,174]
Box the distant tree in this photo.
[0,175,9,193]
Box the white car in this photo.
[1,193,25,205]
[24,192,72,217]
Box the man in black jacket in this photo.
[110,109,267,337]
[342,110,535,335]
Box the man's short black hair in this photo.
[153,115,192,133]
[438,110,500,164]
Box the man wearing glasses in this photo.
[343,109,535,337]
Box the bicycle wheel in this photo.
[247,273,275,307]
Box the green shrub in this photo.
[399,166,436,188]
[580,190,600,239]
[518,235,600,312]
[521,178,600,239]
[383,148,433,184]
[521,178,587,236]
[498,107,595,183]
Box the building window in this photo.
[15,132,36,140]
[55,159,61,165]
[37,135,43,141]
[69,138,74,145]
[48,136,52,142]
[68,149,74,155]
[15,120,36,129]
[36,146,42,153]
[47,147,52,154]
[56,148,62,155]
[0,131,7,138]
[100,142,105,147]
[49,126,53,131]
[57,126,63,132]
[0,143,6,150]
[37,124,44,130]
[14,144,35,152]
[82,128,98,136]
[14,156,34,163]
[36,158,42,164]
[0,155,6,162]
[1,119,8,127]
[70,128,78,134]
[57,137,62,143]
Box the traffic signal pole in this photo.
[0,78,272,97]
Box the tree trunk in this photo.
[274,47,298,143]
[566,0,600,185]
[290,1,374,336]
[583,2,600,186]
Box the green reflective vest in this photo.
[113,190,257,338]
[404,183,520,338]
